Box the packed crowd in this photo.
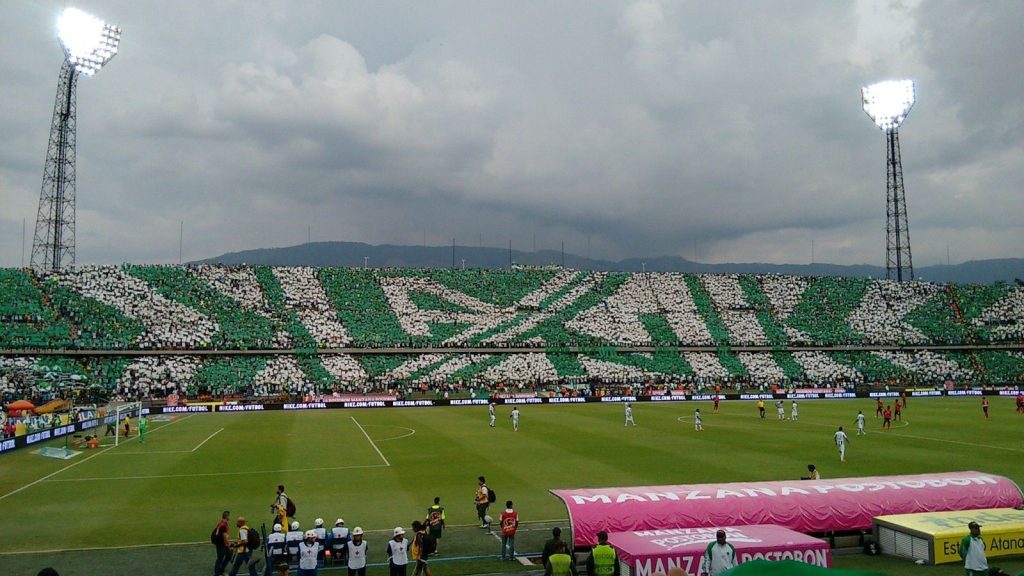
[1,265,1021,400]
[3,266,1021,350]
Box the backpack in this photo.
[211,523,226,546]
[247,526,261,550]
[286,497,296,518]
[420,533,437,556]
[487,488,496,503]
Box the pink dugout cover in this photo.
[549,471,1023,546]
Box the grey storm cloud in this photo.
[1,0,1021,267]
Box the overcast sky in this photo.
[1,0,1021,269]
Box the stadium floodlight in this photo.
[57,7,121,77]
[862,80,915,133]
[862,79,916,282]
[31,7,121,273]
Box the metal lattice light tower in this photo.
[862,79,916,282]
[31,8,120,273]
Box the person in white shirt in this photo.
[624,403,636,427]
[347,526,368,576]
[776,400,786,420]
[286,521,303,562]
[694,408,703,432]
[330,519,350,565]
[489,402,496,428]
[834,426,849,462]
[298,530,321,576]
[509,407,520,432]
[791,401,799,421]
[958,521,988,576]
[700,530,737,575]
[267,523,288,576]
[855,411,866,435]
[387,526,410,576]
[313,518,327,565]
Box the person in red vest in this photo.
[894,400,902,421]
[499,500,519,561]
[882,405,892,430]
[982,397,990,419]
[875,398,884,418]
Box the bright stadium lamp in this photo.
[31,7,121,273]
[862,79,915,133]
[862,79,916,282]
[57,7,121,77]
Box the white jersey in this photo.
[331,526,350,545]
[834,430,848,446]
[286,530,303,554]
[299,541,320,569]
[388,538,410,566]
[267,532,286,557]
[510,408,520,430]
[347,540,368,569]
[856,413,866,429]
[489,404,496,426]
[624,405,635,425]
[791,402,798,419]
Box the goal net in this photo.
[107,401,143,447]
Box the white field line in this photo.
[362,425,416,442]
[0,519,573,555]
[191,427,224,452]
[352,416,391,466]
[42,463,389,482]
[0,540,209,555]
[0,415,193,501]
[0,446,114,502]
[107,450,191,455]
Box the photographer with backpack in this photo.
[271,485,296,526]
[475,476,495,528]
[228,516,260,576]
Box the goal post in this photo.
[110,401,143,447]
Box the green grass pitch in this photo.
[1,396,1022,575]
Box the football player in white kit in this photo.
[834,426,849,462]
[489,402,496,428]
[624,403,636,427]
[509,406,520,431]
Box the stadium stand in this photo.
[0,266,1022,400]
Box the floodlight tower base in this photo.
[31,60,79,274]
[885,130,913,281]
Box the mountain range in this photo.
[196,241,1024,284]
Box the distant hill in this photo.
[195,241,1024,284]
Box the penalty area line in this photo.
[0,445,114,502]
[192,427,224,452]
[352,416,391,467]
[0,415,195,500]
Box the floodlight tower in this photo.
[862,79,916,282]
[30,7,121,273]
